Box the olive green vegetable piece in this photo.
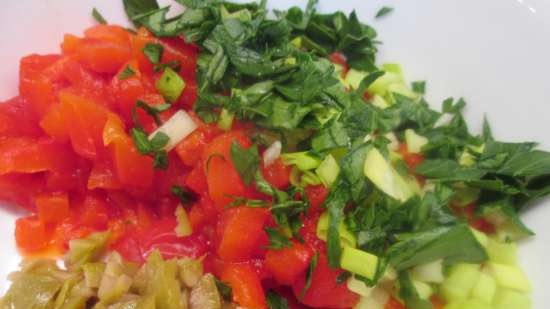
[177,258,204,288]
[82,263,106,288]
[0,273,63,309]
[98,254,133,305]
[189,274,222,309]
[143,251,187,309]
[65,231,111,268]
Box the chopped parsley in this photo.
[92,7,108,24]
[118,65,136,80]
[375,6,394,19]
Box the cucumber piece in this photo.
[353,287,389,309]
[493,288,532,309]
[412,280,433,300]
[368,71,403,96]
[486,239,517,265]
[411,259,444,283]
[340,246,379,280]
[459,299,493,309]
[470,228,490,248]
[316,212,356,248]
[371,95,390,109]
[217,108,234,131]
[471,271,497,303]
[344,69,368,90]
[443,302,464,309]
[404,129,428,154]
[441,264,481,302]
[381,63,404,75]
[363,148,414,202]
[488,263,532,292]
[386,83,418,101]
[315,154,340,188]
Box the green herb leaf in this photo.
[230,141,260,186]
[150,132,170,150]
[133,100,171,126]
[118,65,136,80]
[214,278,233,301]
[415,159,486,182]
[301,251,319,298]
[171,185,195,204]
[142,43,164,65]
[264,227,292,250]
[123,0,160,27]
[398,271,433,309]
[153,151,169,169]
[92,7,108,24]
[131,128,153,155]
[412,81,426,94]
[267,291,290,309]
[375,6,394,19]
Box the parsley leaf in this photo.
[131,128,153,155]
[267,291,290,309]
[230,141,260,186]
[214,278,233,301]
[142,43,164,65]
[301,251,319,298]
[132,100,171,126]
[375,6,394,19]
[264,227,291,250]
[130,128,170,170]
[412,81,426,94]
[92,8,108,24]
[171,185,195,204]
[123,0,160,27]
[118,65,136,80]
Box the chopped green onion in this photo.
[315,154,340,188]
[281,151,323,171]
[217,108,234,131]
[156,67,186,103]
[340,246,379,280]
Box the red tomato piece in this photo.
[15,216,50,252]
[35,192,70,224]
[305,185,329,215]
[185,161,209,196]
[431,296,446,309]
[0,137,63,175]
[261,158,291,190]
[0,96,41,138]
[74,193,110,230]
[292,253,359,308]
[329,52,349,77]
[221,263,268,309]
[84,24,131,46]
[265,241,314,285]
[202,131,252,209]
[40,103,69,141]
[18,54,61,116]
[217,206,270,262]
[59,91,109,160]
[87,160,122,190]
[75,38,132,74]
[176,124,222,167]
[0,174,45,212]
[61,59,111,107]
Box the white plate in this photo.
[1,0,549,306]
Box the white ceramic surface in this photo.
[1,0,549,306]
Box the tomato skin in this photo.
[217,206,270,262]
[385,297,407,309]
[188,197,218,230]
[15,216,50,252]
[430,296,445,309]
[185,161,209,195]
[221,263,268,309]
[88,160,122,190]
[0,137,66,175]
[305,185,329,215]
[292,253,359,308]
[75,38,132,74]
[398,144,425,171]
[265,241,314,285]
[84,24,131,46]
[35,192,70,224]
[0,96,41,138]
[261,158,291,190]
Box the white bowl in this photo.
[1,0,549,306]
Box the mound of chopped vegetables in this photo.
[0,0,549,309]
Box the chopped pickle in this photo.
[65,231,111,267]
[1,272,63,309]
[190,274,222,309]
[83,262,106,288]
[143,251,187,309]
[178,258,204,288]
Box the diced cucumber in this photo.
[217,108,234,131]
[492,288,532,309]
[486,239,517,265]
[315,154,340,188]
[488,263,532,292]
[459,299,493,309]
[344,69,368,90]
[363,148,414,202]
[340,246,379,280]
[368,71,403,96]
[411,259,444,283]
[347,276,373,297]
[316,212,356,248]
[471,271,497,303]
[386,83,418,101]
[470,228,490,249]
[381,63,403,75]
[371,95,390,109]
[443,302,464,309]
[441,264,481,302]
[353,287,390,309]
[404,129,428,154]
[412,280,433,300]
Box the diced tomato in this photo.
[15,216,50,252]
[202,131,253,209]
[292,253,359,308]
[40,103,69,141]
[45,148,89,192]
[178,78,198,108]
[75,38,132,74]
[35,192,70,224]
[18,54,62,116]
[0,96,41,137]
[188,197,218,230]
[84,24,131,46]
[385,297,407,309]
[221,263,267,309]
[453,203,496,234]
[300,214,326,253]
[265,241,314,285]
[398,143,425,171]
[50,218,93,251]
[0,137,64,175]
[305,185,329,215]
[61,59,111,107]
[185,160,209,195]
[217,206,270,262]
[261,158,291,190]
[58,91,109,160]
[74,193,110,230]
[176,124,222,167]
[328,52,349,77]
[0,174,45,212]
[87,160,122,190]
